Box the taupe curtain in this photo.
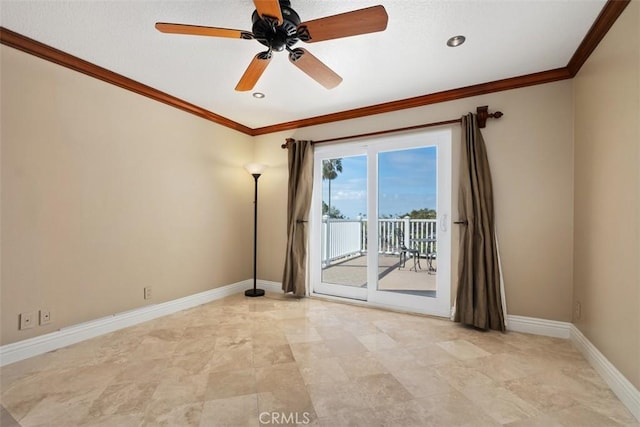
[282,139,314,296]
[455,113,506,331]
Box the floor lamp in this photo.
[244,163,266,297]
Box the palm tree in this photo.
[322,158,343,218]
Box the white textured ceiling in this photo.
[1,0,606,129]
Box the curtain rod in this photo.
[281,106,503,149]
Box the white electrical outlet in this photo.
[144,287,152,300]
[19,311,36,330]
[575,302,582,320]
[39,309,52,325]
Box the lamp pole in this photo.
[244,163,266,297]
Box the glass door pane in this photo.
[376,146,438,295]
[312,154,368,300]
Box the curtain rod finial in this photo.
[476,106,503,128]
[282,138,294,149]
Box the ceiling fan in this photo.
[155,0,388,91]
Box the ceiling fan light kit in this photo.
[156,0,388,92]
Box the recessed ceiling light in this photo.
[252,92,265,99]
[447,35,466,47]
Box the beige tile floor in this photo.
[1,292,637,427]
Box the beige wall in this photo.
[254,79,575,322]
[1,46,254,345]
[573,1,640,389]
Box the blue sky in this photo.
[322,146,437,219]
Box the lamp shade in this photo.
[244,163,267,175]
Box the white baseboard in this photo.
[0,279,254,367]
[570,325,640,421]
[506,314,572,338]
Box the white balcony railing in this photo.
[322,217,437,266]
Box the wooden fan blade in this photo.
[289,48,342,89]
[253,0,283,25]
[235,54,272,92]
[155,23,253,39]
[298,5,388,43]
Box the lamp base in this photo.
[245,288,265,297]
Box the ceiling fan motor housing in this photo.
[251,1,300,52]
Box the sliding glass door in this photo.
[310,129,452,317]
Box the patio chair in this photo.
[426,251,436,274]
[424,235,437,274]
[394,228,421,271]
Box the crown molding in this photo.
[251,68,571,135]
[567,0,630,76]
[0,0,629,136]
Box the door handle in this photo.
[440,214,448,232]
